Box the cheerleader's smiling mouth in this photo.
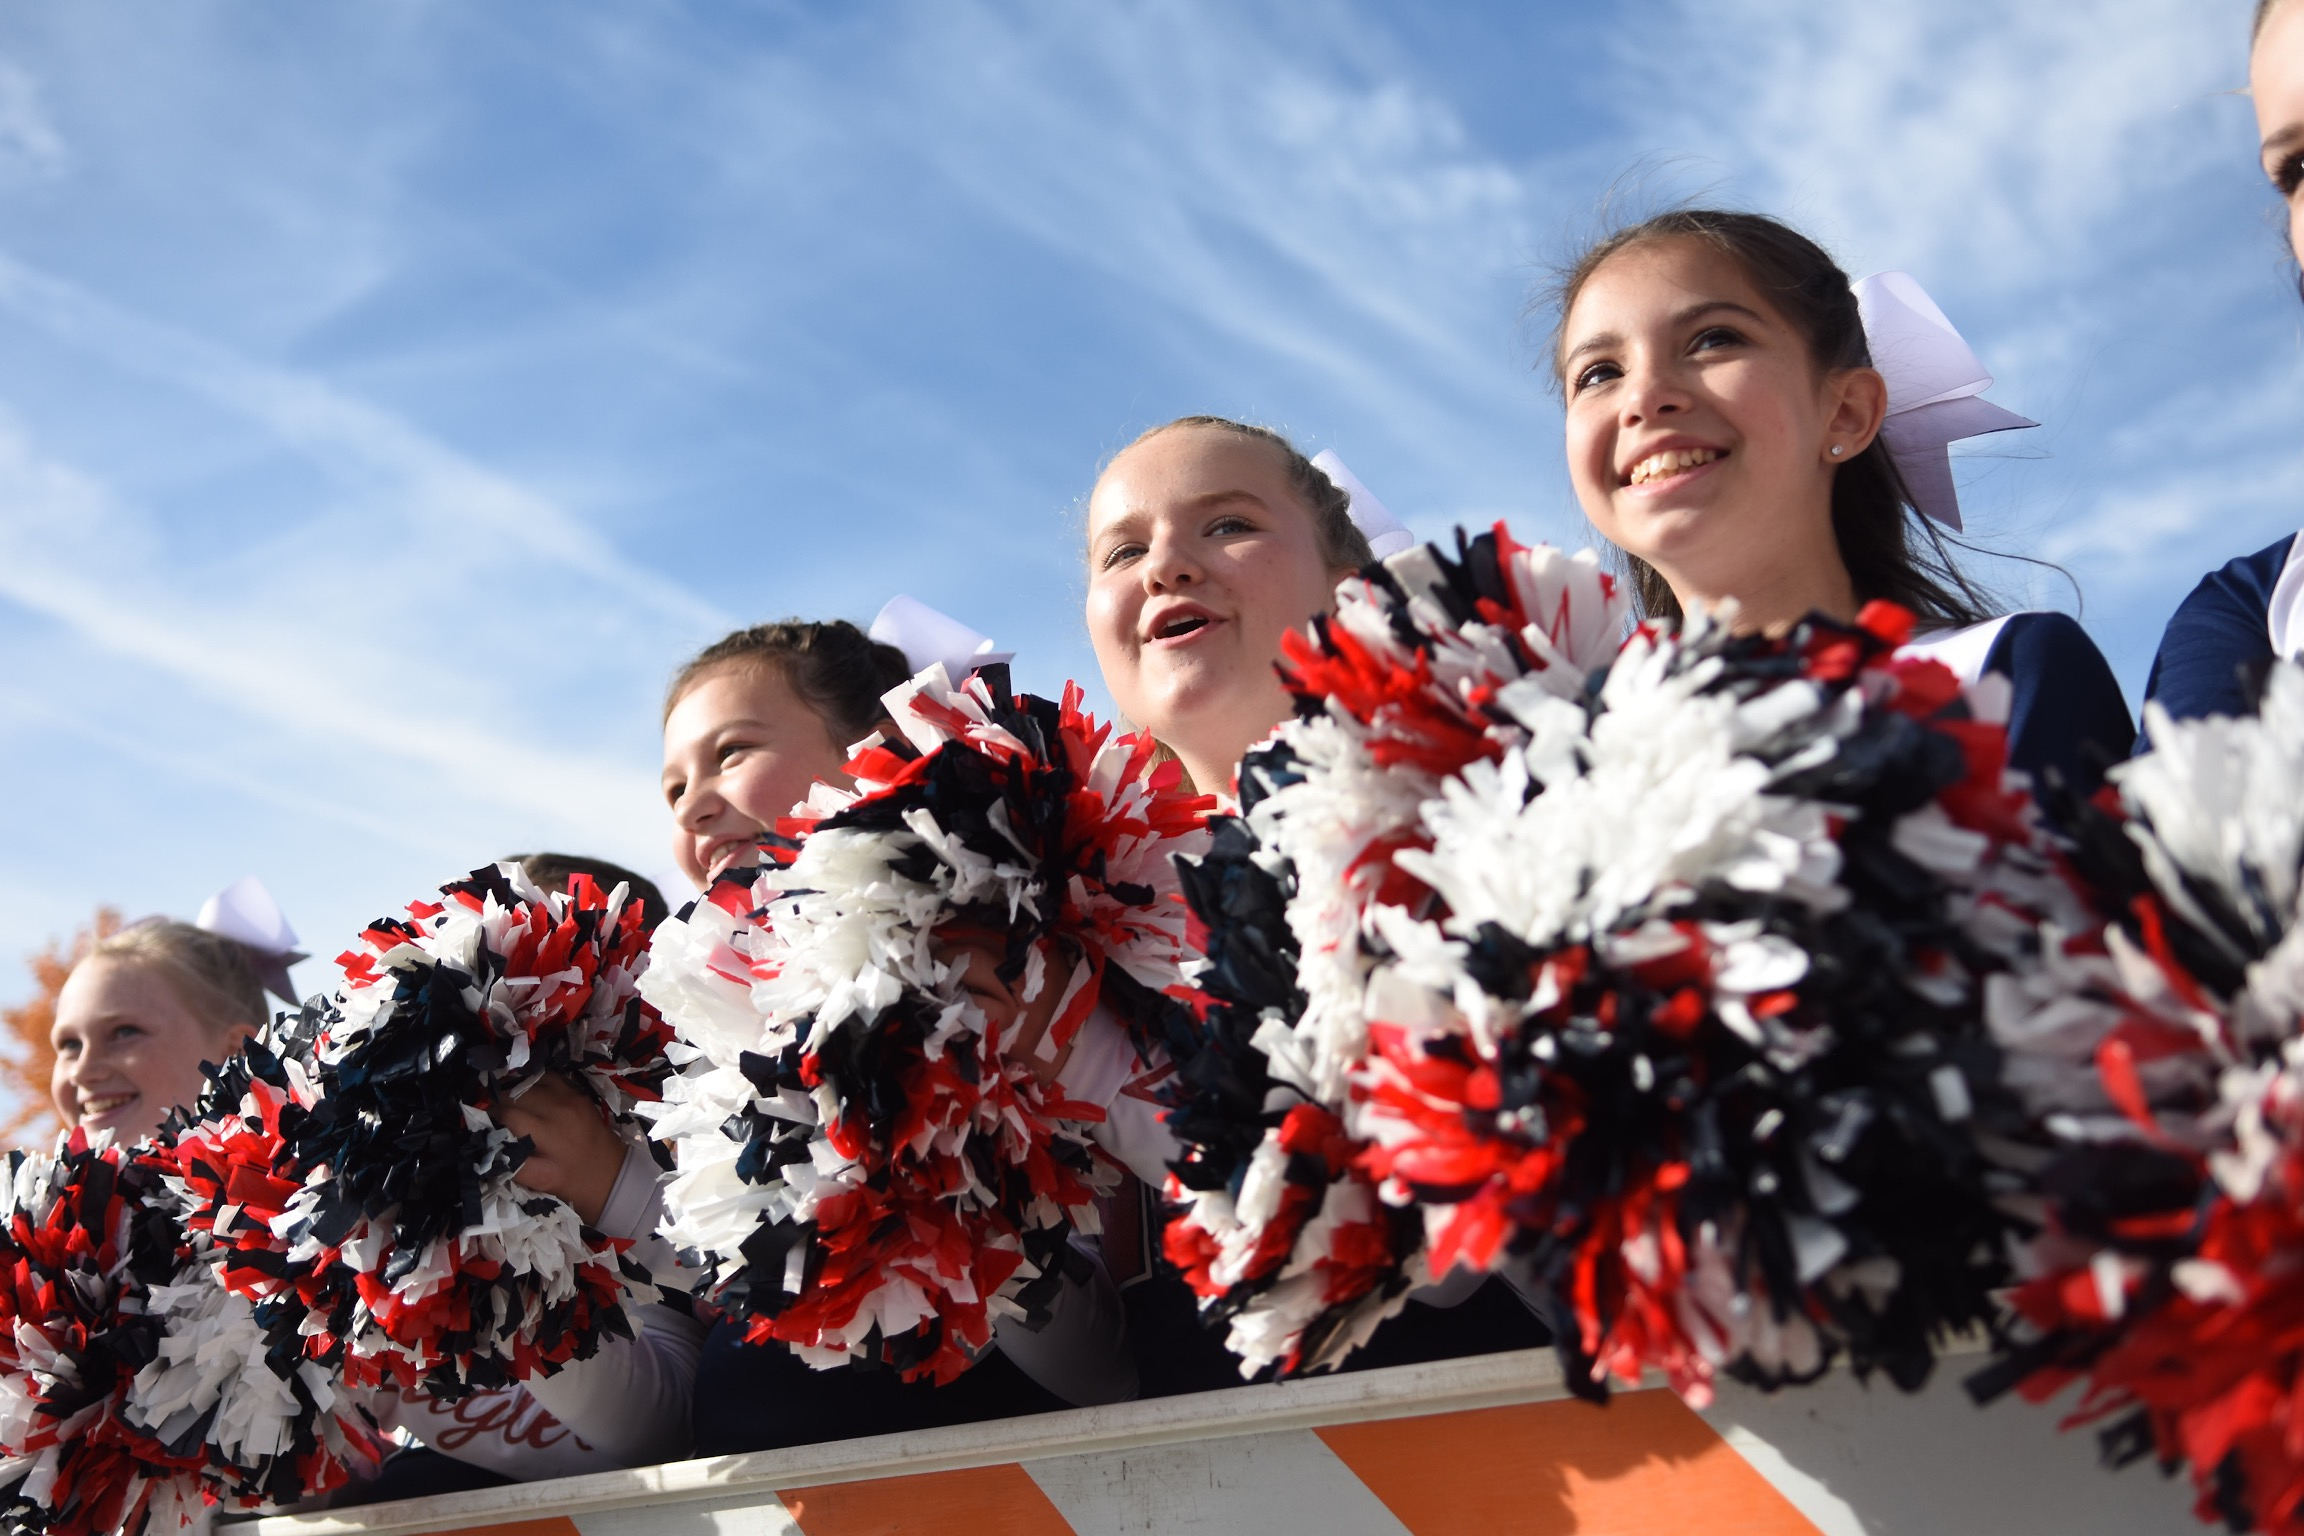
[1144,601,1222,647]
[77,1091,139,1127]
[1621,443,1728,490]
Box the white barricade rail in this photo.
[250,1345,2204,1536]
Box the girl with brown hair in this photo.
[1547,208,2133,796]
[660,618,1142,1455]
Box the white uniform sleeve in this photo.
[371,1384,607,1482]
[523,1143,705,1467]
[378,1144,706,1477]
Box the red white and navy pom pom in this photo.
[1971,663,2304,1535]
[1365,604,2028,1402]
[0,1134,201,1536]
[642,665,1208,1384]
[1164,529,1632,1376]
[131,1037,384,1515]
[1168,526,2035,1399]
[237,865,668,1400]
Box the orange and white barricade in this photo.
[251,1346,2199,1536]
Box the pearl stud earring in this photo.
[1829,444,1845,457]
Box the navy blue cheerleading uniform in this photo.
[1899,611,2133,798]
[2138,533,2301,748]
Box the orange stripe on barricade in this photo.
[1317,1388,1822,1536]
[421,1520,582,1536]
[779,1462,1074,1536]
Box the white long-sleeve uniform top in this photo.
[375,1144,706,1478]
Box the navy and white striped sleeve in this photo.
[1982,612,2134,798]
[2138,534,2296,748]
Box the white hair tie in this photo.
[195,874,306,1002]
[870,594,1014,684]
[1310,450,1416,559]
[1853,271,2036,534]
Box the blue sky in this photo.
[0,0,2292,1040]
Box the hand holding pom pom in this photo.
[499,1072,629,1227]
[161,867,675,1407]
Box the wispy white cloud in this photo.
[0,248,730,985]
[728,2,1572,499]
[0,410,667,832]
[0,675,447,856]
[0,252,730,636]
[1634,0,2244,290]
[2034,349,2304,576]
[0,59,66,185]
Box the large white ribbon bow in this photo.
[196,874,306,1002]
[1853,271,2035,534]
[870,594,1014,685]
[1311,450,1416,559]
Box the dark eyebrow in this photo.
[1676,299,1766,329]
[1562,329,1620,367]
[2264,121,2304,166]
[1562,299,1769,365]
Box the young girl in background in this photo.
[1085,416,1372,800]
[1082,415,1554,1385]
[1549,209,2134,796]
[49,920,267,1143]
[660,622,907,891]
[2135,0,2304,730]
[36,873,702,1502]
[662,619,1140,1453]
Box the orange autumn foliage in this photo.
[0,907,121,1148]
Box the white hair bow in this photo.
[870,594,1014,684]
[196,874,306,1002]
[1310,450,1416,559]
[1853,271,2036,534]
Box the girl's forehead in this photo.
[57,956,179,1025]
[670,658,799,723]
[1094,429,1284,514]
[1574,238,1765,321]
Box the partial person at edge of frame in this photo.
[2134,0,2304,739]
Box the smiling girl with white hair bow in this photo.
[47,878,301,1145]
[1549,208,2133,801]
